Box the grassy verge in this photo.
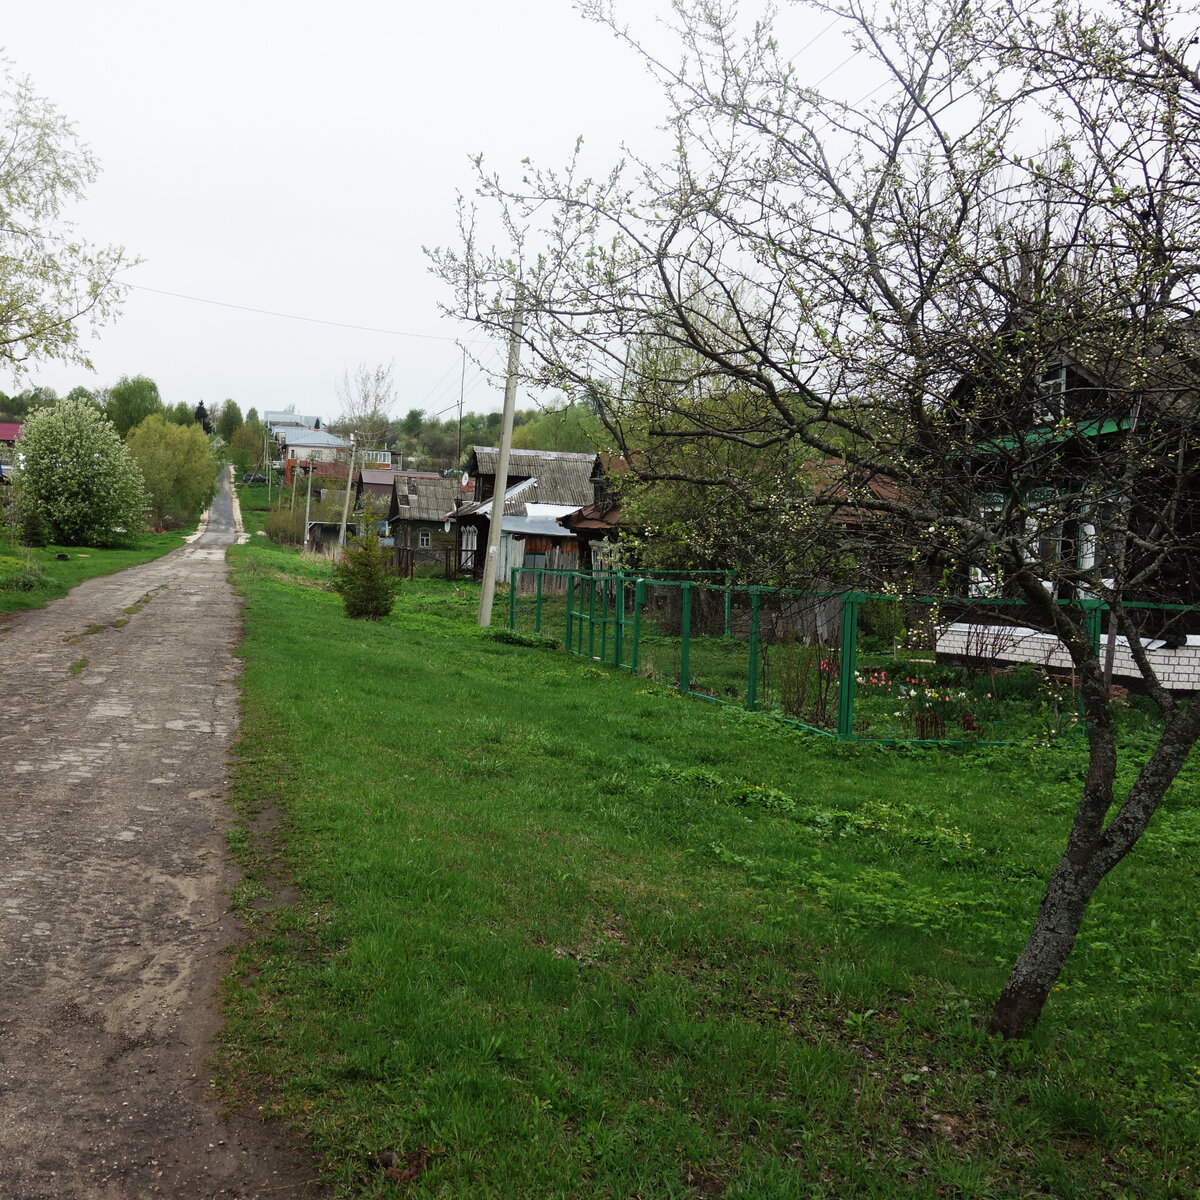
[222,538,1200,1199]
[0,529,195,614]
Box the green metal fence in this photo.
[507,567,864,738]
[506,567,1200,744]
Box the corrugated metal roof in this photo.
[456,478,537,520]
[502,514,578,539]
[360,469,395,486]
[276,428,349,448]
[265,411,320,428]
[559,502,622,533]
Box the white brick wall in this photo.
[936,623,1200,691]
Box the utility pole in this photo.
[303,454,314,553]
[338,436,358,559]
[478,294,523,627]
[264,427,272,507]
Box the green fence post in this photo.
[566,573,575,653]
[725,571,734,638]
[587,577,597,659]
[836,592,861,740]
[600,573,609,663]
[680,582,692,694]
[509,567,518,630]
[1081,599,1104,716]
[1083,599,1104,657]
[614,571,625,668]
[747,586,761,711]
[632,579,645,674]
[535,569,544,633]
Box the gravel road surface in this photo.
[0,472,326,1199]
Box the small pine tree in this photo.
[331,528,396,619]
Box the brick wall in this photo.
[935,623,1200,691]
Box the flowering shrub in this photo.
[19,399,146,546]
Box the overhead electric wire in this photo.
[127,282,477,344]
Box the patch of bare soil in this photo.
[0,476,329,1199]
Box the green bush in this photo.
[0,551,45,591]
[859,596,906,652]
[17,495,47,548]
[265,506,305,545]
[331,529,396,620]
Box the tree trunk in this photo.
[990,640,1200,1038]
[988,855,1100,1038]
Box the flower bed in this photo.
[852,657,1080,742]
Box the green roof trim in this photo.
[979,416,1130,454]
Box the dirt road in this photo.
[0,473,326,1199]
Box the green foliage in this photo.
[193,400,213,434]
[14,484,48,547]
[214,398,243,442]
[510,402,602,452]
[164,400,195,426]
[616,412,826,586]
[104,375,163,437]
[264,505,305,545]
[331,528,396,619]
[229,420,265,477]
[859,597,906,653]
[19,398,146,546]
[0,550,45,591]
[484,627,562,650]
[64,385,99,408]
[126,413,218,527]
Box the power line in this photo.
[127,282,473,343]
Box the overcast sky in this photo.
[3,0,846,426]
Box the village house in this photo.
[455,447,596,583]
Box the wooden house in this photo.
[557,452,626,571]
[456,447,596,583]
[387,475,466,555]
[929,330,1200,688]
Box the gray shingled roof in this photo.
[469,447,595,507]
[393,476,463,523]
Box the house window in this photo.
[1037,361,1068,421]
[419,529,432,549]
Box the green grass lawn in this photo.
[0,529,196,614]
[222,538,1200,1198]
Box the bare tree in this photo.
[430,0,1200,1036]
[334,360,396,449]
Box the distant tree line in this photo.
[2,374,239,542]
[329,400,603,472]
